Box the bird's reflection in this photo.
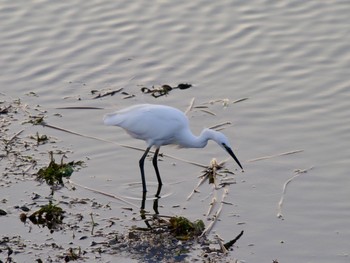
[140,184,162,225]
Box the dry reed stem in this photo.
[277,167,313,219]
[232,97,249,104]
[7,129,24,144]
[68,179,138,208]
[247,149,304,162]
[201,187,229,237]
[184,97,195,115]
[209,121,232,130]
[199,109,216,116]
[187,175,208,200]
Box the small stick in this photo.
[92,88,123,99]
[187,175,209,200]
[199,109,216,116]
[184,97,195,115]
[7,130,24,144]
[206,197,217,216]
[193,105,209,109]
[232,97,249,104]
[90,213,96,235]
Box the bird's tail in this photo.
[103,113,121,126]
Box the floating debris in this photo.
[92,88,123,99]
[0,105,11,114]
[24,115,46,125]
[141,83,192,98]
[0,209,7,216]
[30,132,49,145]
[101,214,241,262]
[21,201,65,231]
[59,247,84,261]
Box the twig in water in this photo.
[232,97,249,104]
[187,175,209,201]
[247,150,304,162]
[68,180,138,208]
[92,88,123,99]
[56,107,105,110]
[209,121,232,131]
[90,213,96,235]
[201,187,229,237]
[206,197,217,216]
[277,167,313,219]
[184,97,195,115]
[223,230,244,250]
[7,130,24,145]
[199,109,216,116]
[193,105,209,109]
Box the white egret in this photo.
[104,104,243,192]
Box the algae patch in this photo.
[20,201,65,231]
[37,151,83,195]
[169,216,205,240]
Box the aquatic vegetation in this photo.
[37,151,83,195]
[30,132,49,145]
[169,216,205,240]
[21,201,65,231]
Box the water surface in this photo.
[1,1,350,262]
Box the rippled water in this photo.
[1,0,350,262]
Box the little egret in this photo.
[104,104,243,192]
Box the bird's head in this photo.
[207,129,243,170]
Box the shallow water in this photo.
[1,0,350,262]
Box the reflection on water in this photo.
[140,184,162,226]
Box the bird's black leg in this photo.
[152,147,163,187]
[139,146,151,193]
[153,183,162,215]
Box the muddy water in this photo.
[1,1,350,262]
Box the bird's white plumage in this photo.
[104,104,243,192]
[105,104,190,147]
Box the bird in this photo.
[103,104,243,193]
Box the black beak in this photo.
[223,144,243,170]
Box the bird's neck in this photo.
[177,128,214,148]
